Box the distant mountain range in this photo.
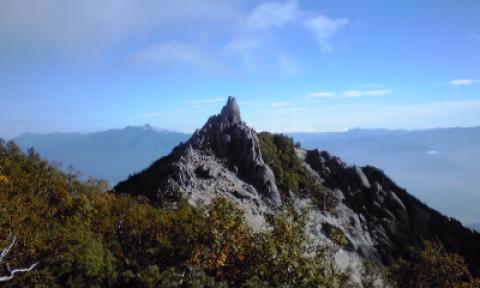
[8,125,480,226]
[289,127,480,226]
[13,125,189,186]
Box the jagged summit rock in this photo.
[116,97,282,224]
[220,96,241,124]
[187,96,281,206]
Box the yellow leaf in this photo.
[0,175,8,183]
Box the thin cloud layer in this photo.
[306,89,393,99]
[244,0,298,31]
[0,0,238,56]
[449,79,476,85]
[128,42,218,69]
[252,99,480,133]
[225,0,349,69]
[341,89,393,98]
[304,15,349,52]
[0,0,350,74]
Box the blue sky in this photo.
[0,0,479,138]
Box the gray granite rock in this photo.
[115,97,480,282]
[185,96,281,206]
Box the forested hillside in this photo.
[0,140,350,287]
[1,139,479,287]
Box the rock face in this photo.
[305,149,480,274]
[115,97,281,228]
[188,96,281,206]
[115,97,480,277]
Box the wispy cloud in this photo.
[226,0,349,69]
[341,90,363,98]
[128,41,218,69]
[305,89,392,99]
[449,79,476,86]
[252,99,480,133]
[341,89,393,98]
[304,15,349,52]
[0,0,237,56]
[244,0,298,31]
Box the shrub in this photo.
[387,241,479,288]
[258,132,335,210]
[0,141,350,287]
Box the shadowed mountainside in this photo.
[290,127,480,225]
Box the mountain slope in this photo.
[116,97,282,228]
[115,97,480,278]
[290,128,480,225]
[469,223,480,232]
[13,125,479,227]
[14,125,189,186]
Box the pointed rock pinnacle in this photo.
[221,96,241,124]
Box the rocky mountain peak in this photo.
[185,97,281,206]
[220,96,241,124]
[116,97,282,214]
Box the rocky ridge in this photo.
[115,97,480,278]
[116,97,282,228]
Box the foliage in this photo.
[257,133,336,210]
[387,241,480,288]
[0,140,352,287]
[360,261,384,288]
[323,224,349,248]
[8,139,480,287]
[243,209,352,288]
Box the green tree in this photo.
[388,241,478,288]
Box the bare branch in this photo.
[0,237,16,260]
[0,237,38,282]
[0,263,38,282]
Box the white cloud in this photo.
[341,90,363,98]
[0,0,350,72]
[225,1,299,69]
[277,54,300,75]
[306,92,337,98]
[226,1,349,69]
[0,0,239,56]
[304,89,393,100]
[341,89,393,98]
[449,79,476,85]
[304,14,349,52]
[128,42,217,69]
[245,0,298,31]
[251,99,480,133]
